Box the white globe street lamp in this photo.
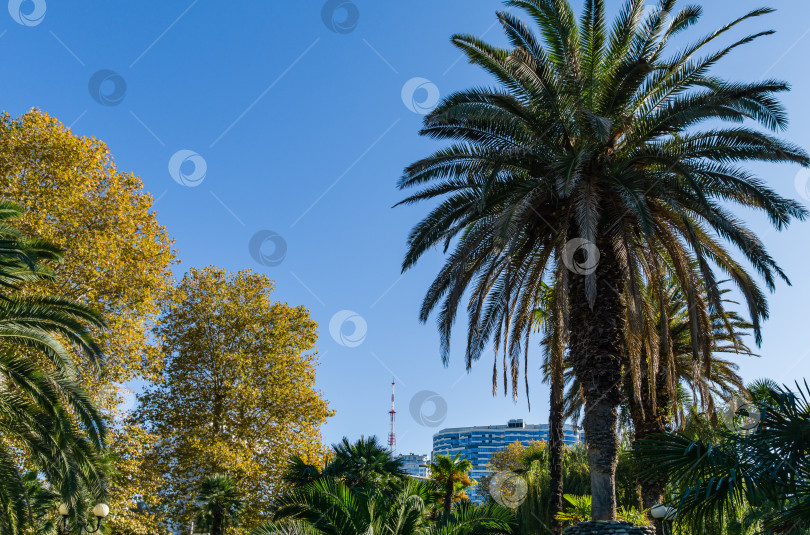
[650,505,677,535]
[57,503,110,534]
[91,504,109,519]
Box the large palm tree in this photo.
[398,0,807,519]
[0,201,107,535]
[429,454,476,515]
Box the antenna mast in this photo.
[388,378,396,454]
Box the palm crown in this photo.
[429,454,476,514]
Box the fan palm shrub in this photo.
[637,382,810,534]
[196,474,243,535]
[398,0,807,518]
[555,495,592,528]
[257,478,513,535]
[324,436,406,489]
[282,436,406,494]
[555,494,650,528]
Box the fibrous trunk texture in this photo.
[568,240,624,521]
[549,358,565,534]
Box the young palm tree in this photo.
[398,0,807,519]
[323,436,407,489]
[196,474,243,535]
[429,454,476,515]
[533,283,567,532]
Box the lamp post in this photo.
[650,505,677,535]
[57,503,109,534]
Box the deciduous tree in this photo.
[0,109,176,397]
[137,267,333,530]
[0,109,177,533]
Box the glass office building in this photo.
[431,419,582,503]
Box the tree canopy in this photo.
[136,267,333,530]
[0,109,176,397]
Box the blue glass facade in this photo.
[431,419,582,503]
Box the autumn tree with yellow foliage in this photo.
[0,109,176,533]
[477,440,548,499]
[0,110,176,394]
[136,267,333,530]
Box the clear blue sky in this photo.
[4,0,810,455]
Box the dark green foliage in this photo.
[498,442,641,534]
[637,382,810,534]
[272,438,514,535]
[196,474,243,535]
[256,478,514,535]
[0,472,59,535]
[282,457,324,488]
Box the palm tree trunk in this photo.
[633,421,666,504]
[548,358,565,534]
[628,354,670,526]
[444,478,454,515]
[634,419,667,535]
[211,511,223,535]
[568,241,624,521]
[635,404,669,533]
